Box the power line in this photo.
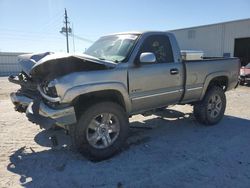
[70,34,94,43]
[72,23,75,53]
[0,8,96,52]
[0,32,63,40]
[38,11,63,32]
[0,28,57,36]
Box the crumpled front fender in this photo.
[62,82,132,113]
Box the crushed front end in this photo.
[9,71,76,130]
[9,52,114,129]
[8,52,78,130]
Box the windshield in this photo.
[85,34,138,63]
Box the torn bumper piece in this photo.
[10,93,77,129]
[10,92,33,109]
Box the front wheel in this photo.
[193,86,226,125]
[70,102,129,161]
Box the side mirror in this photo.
[139,52,156,64]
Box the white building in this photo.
[170,18,250,66]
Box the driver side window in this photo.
[139,35,174,63]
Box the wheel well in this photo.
[207,76,228,91]
[72,90,126,115]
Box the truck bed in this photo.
[182,57,240,103]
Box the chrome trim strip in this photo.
[37,86,61,103]
[186,87,203,92]
[10,93,33,106]
[132,89,183,101]
[39,101,75,120]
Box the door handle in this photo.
[170,68,179,75]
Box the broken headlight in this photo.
[42,79,58,97]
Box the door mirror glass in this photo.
[139,52,156,64]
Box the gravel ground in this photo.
[0,77,250,188]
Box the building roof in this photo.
[104,31,170,36]
[169,18,250,32]
[0,52,29,56]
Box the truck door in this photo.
[129,34,184,113]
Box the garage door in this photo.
[234,38,250,66]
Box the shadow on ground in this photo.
[7,108,250,188]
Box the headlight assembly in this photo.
[42,79,58,97]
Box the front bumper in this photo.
[240,74,250,79]
[239,75,250,84]
[10,92,77,129]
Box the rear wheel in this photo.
[70,101,129,161]
[193,86,226,125]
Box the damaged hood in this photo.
[18,52,52,75]
[18,52,116,79]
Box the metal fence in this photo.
[0,52,26,76]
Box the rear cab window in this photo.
[138,35,174,64]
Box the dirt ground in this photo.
[0,77,250,188]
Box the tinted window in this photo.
[139,35,174,63]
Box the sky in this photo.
[0,0,249,53]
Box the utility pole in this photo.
[64,9,69,53]
[60,8,71,53]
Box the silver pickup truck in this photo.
[9,31,240,160]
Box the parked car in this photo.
[9,31,240,160]
[239,63,250,85]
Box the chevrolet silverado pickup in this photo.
[9,31,240,160]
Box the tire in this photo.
[70,101,129,161]
[193,86,226,125]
